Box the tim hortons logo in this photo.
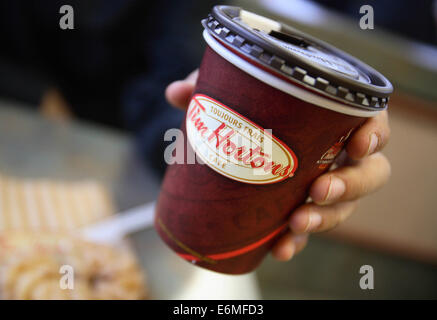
[186,94,298,184]
[317,128,353,169]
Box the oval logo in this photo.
[186,94,298,184]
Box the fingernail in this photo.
[324,176,346,202]
[367,133,379,156]
[293,234,308,245]
[290,211,322,233]
[305,212,322,232]
[293,234,308,253]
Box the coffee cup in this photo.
[155,5,392,274]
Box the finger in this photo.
[346,110,390,160]
[165,69,199,110]
[271,231,308,261]
[185,69,199,83]
[309,152,391,205]
[289,200,358,234]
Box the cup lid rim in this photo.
[204,5,393,111]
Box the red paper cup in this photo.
[155,6,392,274]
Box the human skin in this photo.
[165,69,391,261]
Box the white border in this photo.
[203,30,379,118]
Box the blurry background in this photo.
[0,0,436,299]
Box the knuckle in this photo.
[378,126,391,150]
[340,167,366,199]
[342,201,359,219]
[385,123,391,141]
[381,154,392,181]
[356,178,370,196]
[343,153,391,199]
[316,196,360,233]
[332,202,356,228]
[377,112,390,148]
[373,152,392,183]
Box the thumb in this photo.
[165,69,199,110]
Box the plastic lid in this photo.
[202,6,393,111]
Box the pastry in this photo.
[0,232,147,300]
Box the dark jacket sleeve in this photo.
[121,0,217,176]
[0,0,218,176]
